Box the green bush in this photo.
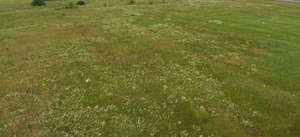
[64,2,76,8]
[76,0,85,5]
[31,0,46,6]
[128,0,135,5]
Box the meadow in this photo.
[0,0,300,136]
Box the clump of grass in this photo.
[76,0,85,5]
[31,0,45,6]
[64,2,76,9]
[128,0,135,5]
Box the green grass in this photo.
[0,0,300,136]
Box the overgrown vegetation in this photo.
[64,1,76,8]
[128,0,135,5]
[1,0,300,136]
[31,0,45,6]
[76,0,85,5]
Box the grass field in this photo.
[0,0,300,136]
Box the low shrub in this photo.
[128,0,135,5]
[76,0,85,5]
[31,0,46,6]
[64,2,76,8]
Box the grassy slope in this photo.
[0,0,300,136]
